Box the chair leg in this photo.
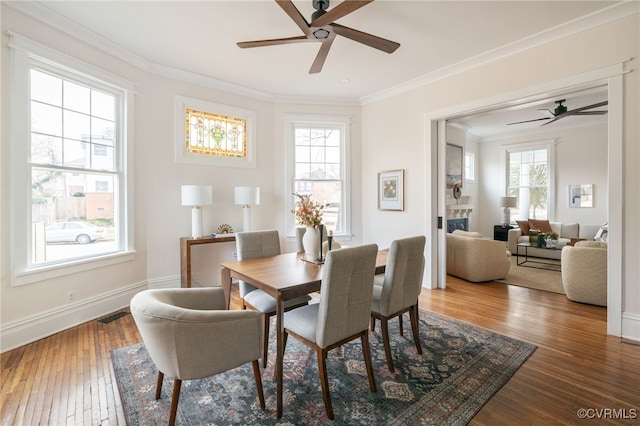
[360,332,377,392]
[317,348,334,420]
[370,316,376,332]
[155,371,164,400]
[252,360,266,409]
[409,304,423,354]
[262,314,270,368]
[168,379,182,426]
[381,318,395,373]
[399,314,404,336]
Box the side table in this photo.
[493,225,514,242]
[180,235,236,288]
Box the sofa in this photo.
[508,220,603,260]
[446,230,511,282]
[561,241,607,306]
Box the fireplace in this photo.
[447,218,468,233]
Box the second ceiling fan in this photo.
[507,99,608,127]
[237,0,400,74]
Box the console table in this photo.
[180,235,236,288]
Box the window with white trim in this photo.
[507,146,552,220]
[464,151,475,182]
[285,114,350,237]
[9,34,134,285]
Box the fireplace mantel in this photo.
[446,204,473,219]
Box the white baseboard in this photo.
[0,280,148,353]
[622,312,640,342]
[147,275,181,289]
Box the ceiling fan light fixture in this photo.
[313,28,330,39]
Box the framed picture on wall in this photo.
[446,144,463,189]
[378,169,404,211]
[569,184,593,208]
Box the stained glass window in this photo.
[185,109,247,158]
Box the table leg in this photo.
[220,267,231,309]
[276,296,284,418]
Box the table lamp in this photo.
[499,196,517,226]
[234,186,260,232]
[181,185,213,238]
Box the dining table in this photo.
[220,250,388,418]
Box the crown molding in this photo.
[360,1,639,105]
[7,1,638,106]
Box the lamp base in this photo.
[242,205,252,232]
[502,207,511,227]
[191,206,203,238]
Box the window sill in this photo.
[13,250,136,286]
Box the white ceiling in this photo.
[15,0,625,136]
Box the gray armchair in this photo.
[236,230,311,367]
[371,235,426,372]
[283,244,379,420]
[130,288,265,426]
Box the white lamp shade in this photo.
[181,185,213,206]
[499,196,517,208]
[234,186,260,206]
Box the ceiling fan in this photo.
[236,0,400,74]
[507,99,608,126]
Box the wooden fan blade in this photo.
[567,100,608,114]
[276,0,311,35]
[540,117,561,126]
[568,111,608,116]
[309,37,335,74]
[331,23,400,53]
[237,35,311,48]
[310,0,373,28]
[507,117,551,126]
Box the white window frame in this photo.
[8,33,135,286]
[464,151,475,182]
[504,140,556,221]
[284,114,351,239]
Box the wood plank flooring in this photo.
[2,278,639,425]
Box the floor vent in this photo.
[98,311,130,324]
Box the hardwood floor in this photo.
[2,278,638,425]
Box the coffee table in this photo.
[516,242,562,271]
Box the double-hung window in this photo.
[9,34,134,285]
[506,143,554,220]
[285,114,350,237]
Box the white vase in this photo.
[302,226,320,261]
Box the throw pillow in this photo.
[562,223,580,239]
[594,223,608,241]
[516,220,531,235]
[529,219,552,233]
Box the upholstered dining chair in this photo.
[370,235,426,372]
[130,288,265,426]
[236,230,312,367]
[283,244,379,420]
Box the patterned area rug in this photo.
[111,310,536,425]
[496,256,565,294]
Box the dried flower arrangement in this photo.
[291,193,327,228]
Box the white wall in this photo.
[476,123,608,238]
[1,4,638,350]
[361,15,639,339]
[0,5,362,351]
